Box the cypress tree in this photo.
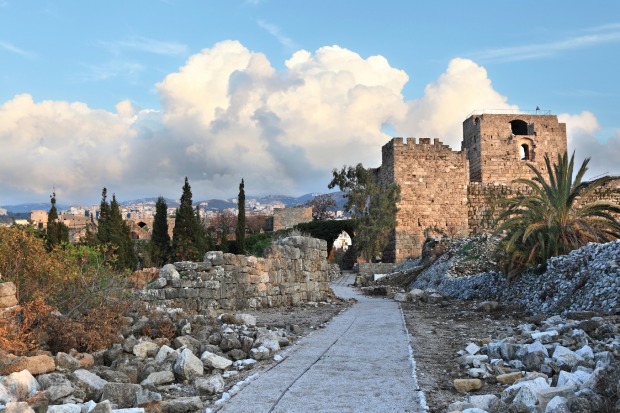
[97,188,111,244]
[150,196,170,266]
[109,194,138,270]
[46,190,69,249]
[235,179,246,254]
[172,177,205,261]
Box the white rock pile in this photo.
[408,239,620,315]
[447,313,620,412]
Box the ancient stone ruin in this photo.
[374,112,620,262]
[143,236,331,310]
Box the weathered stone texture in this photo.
[272,207,313,231]
[143,236,330,310]
[377,138,469,262]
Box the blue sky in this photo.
[1,0,619,205]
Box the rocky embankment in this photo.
[407,237,620,315]
[383,238,620,412]
[0,300,341,413]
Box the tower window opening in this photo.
[520,144,530,160]
[510,119,529,135]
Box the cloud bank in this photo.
[0,40,617,204]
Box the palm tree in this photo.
[496,152,620,277]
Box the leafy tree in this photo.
[305,193,337,220]
[93,188,136,270]
[496,152,620,277]
[246,215,267,234]
[46,190,69,249]
[171,177,206,261]
[208,210,236,253]
[236,179,246,254]
[150,196,170,266]
[328,164,400,262]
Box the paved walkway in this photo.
[215,272,427,413]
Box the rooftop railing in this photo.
[466,108,552,117]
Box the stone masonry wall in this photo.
[143,236,331,310]
[272,207,313,231]
[467,178,620,234]
[378,138,469,262]
[467,183,532,234]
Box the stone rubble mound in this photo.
[408,238,620,315]
[0,301,335,413]
[446,313,620,412]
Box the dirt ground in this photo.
[401,299,526,412]
[244,299,354,337]
[246,294,526,412]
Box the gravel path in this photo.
[215,272,426,413]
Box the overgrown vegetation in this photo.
[495,152,620,278]
[329,163,400,261]
[0,226,131,353]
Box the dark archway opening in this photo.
[510,119,529,135]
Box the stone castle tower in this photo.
[462,113,567,184]
[377,112,568,262]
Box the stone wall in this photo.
[143,236,331,310]
[378,138,469,262]
[467,183,532,234]
[354,263,396,277]
[272,207,313,231]
[468,178,620,235]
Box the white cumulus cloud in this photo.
[1,41,618,205]
[393,58,518,149]
[559,111,620,179]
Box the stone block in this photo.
[0,282,17,297]
[0,294,18,308]
[453,379,482,393]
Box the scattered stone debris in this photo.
[0,297,348,413]
[446,312,620,412]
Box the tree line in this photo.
[43,177,250,271]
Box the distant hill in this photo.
[1,203,69,214]
[2,192,348,214]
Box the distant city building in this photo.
[31,210,48,229]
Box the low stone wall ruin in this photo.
[143,236,331,310]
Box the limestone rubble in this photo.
[0,302,339,413]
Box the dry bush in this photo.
[0,227,136,353]
[40,304,129,353]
